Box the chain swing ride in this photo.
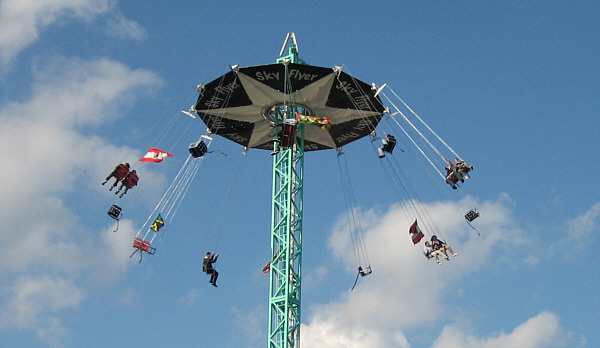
[192,32,476,347]
[109,33,477,348]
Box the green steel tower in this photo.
[192,33,386,348]
[268,33,304,348]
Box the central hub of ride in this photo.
[264,104,313,123]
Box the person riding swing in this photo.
[102,163,130,191]
[431,235,458,258]
[203,252,219,287]
[115,170,139,198]
[377,132,397,158]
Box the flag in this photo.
[262,262,270,275]
[150,214,164,232]
[409,219,424,244]
[139,148,173,162]
[295,112,332,130]
[262,252,278,275]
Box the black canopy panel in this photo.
[195,63,386,151]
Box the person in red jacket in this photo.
[115,170,139,198]
[102,163,130,191]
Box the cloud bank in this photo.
[301,196,574,347]
[0,0,145,69]
[0,55,160,345]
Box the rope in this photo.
[330,65,453,251]
[373,138,444,241]
[384,108,445,179]
[115,88,199,166]
[333,65,379,135]
[387,86,463,161]
[378,87,475,239]
[336,151,371,272]
[127,63,267,257]
[197,65,240,138]
[134,136,215,246]
[372,89,475,244]
[381,91,446,164]
[211,152,248,250]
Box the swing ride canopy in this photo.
[194,62,387,151]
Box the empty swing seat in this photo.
[107,205,122,220]
[189,140,208,158]
[358,265,372,277]
[133,238,156,255]
[465,209,480,222]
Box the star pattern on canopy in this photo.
[195,63,385,151]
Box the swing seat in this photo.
[280,119,297,148]
[189,140,208,158]
[107,205,122,220]
[133,238,156,255]
[122,172,139,188]
[465,209,480,222]
[109,164,129,181]
[358,265,372,277]
[382,135,396,153]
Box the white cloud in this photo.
[105,11,147,41]
[36,317,69,348]
[0,275,84,328]
[94,219,139,280]
[229,305,265,348]
[551,201,600,256]
[0,0,113,67]
[432,311,568,348]
[0,276,82,347]
[0,0,147,69]
[178,289,201,307]
[116,287,136,309]
[0,56,161,271]
[301,195,558,347]
[302,317,410,348]
[0,56,162,344]
[566,201,600,241]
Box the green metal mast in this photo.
[268,33,305,348]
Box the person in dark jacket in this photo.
[203,252,219,287]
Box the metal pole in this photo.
[269,37,305,348]
[268,110,304,348]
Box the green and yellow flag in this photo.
[150,214,164,232]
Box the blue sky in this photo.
[0,1,598,347]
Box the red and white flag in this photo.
[262,252,278,275]
[262,262,270,275]
[409,219,425,245]
[139,148,173,163]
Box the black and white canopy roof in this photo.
[194,63,386,151]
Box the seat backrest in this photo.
[383,137,396,153]
[115,166,129,179]
[465,210,479,222]
[107,205,122,220]
[124,173,138,187]
[189,141,208,158]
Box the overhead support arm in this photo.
[371,83,387,98]
[279,33,299,57]
[278,33,306,65]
